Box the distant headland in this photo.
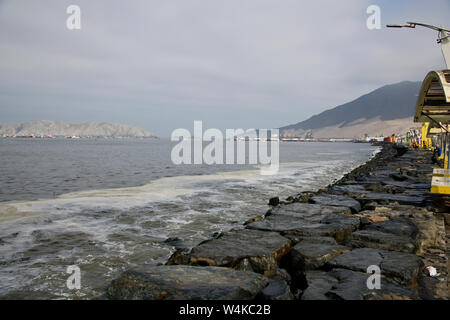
[0,120,157,138]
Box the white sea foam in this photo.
[0,161,321,223]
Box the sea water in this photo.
[0,138,379,299]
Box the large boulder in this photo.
[269,202,352,216]
[367,218,418,238]
[259,280,294,300]
[302,269,416,300]
[289,237,350,270]
[347,218,418,253]
[328,248,422,286]
[330,184,367,197]
[106,266,269,300]
[246,203,359,244]
[347,229,416,253]
[301,271,339,300]
[360,193,425,206]
[309,194,361,213]
[186,229,291,273]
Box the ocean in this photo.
[0,138,379,299]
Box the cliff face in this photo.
[280,81,422,138]
[0,120,156,137]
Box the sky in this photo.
[0,0,449,137]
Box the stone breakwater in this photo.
[105,144,448,300]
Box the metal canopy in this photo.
[427,121,449,136]
[414,69,450,124]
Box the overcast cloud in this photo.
[0,0,449,136]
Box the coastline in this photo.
[105,143,448,300]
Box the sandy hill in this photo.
[0,120,156,138]
[280,81,422,138]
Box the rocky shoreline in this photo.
[105,143,448,300]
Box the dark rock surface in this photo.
[269,202,352,216]
[246,203,358,244]
[389,173,409,181]
[360,193,425,206]
[346,217,419,253]
[302,269,416,300]
[301,271,339,300]
[309,194,361,213]
[259,280,294,300]
[347,229,417,253]
[367,218,418,238]
[268,197,280,206]
[262,268,292,283]
[106,266,269,300]
[289,238,350,270]
[328,248,422,286]
[187,229,291,273]
[294,236,339,245]
[330,184,367,197]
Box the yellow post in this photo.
[445,134,449,169]
[421,123,432,149]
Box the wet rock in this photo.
[385,181,429,190]
[268,197,280,206]
[259,280,294,300]
[298,236,339,245]
[389,173,409,181]
[354,211,390,226]
[362,202,379,210]
[361,193,425,206]
[302,268,416,300]
[328,248,422,286]
[329,247,382,271]
[289,239,350,271]
[301,271,338,300]
[263,268,292,282]
[331,184,366,195]
[269,202,352,216]
[309,194,361,213]
[106,266,269,300]
[246,203,359,244]
[187,229,291,273]
[367,218,418,238]
[359,217,371,226]
[162,237,187,249]
[243,216,264,225]
[163,237,181,243]
[295,192,316,203]
[364,204,417,214]
[364,183,385,193]
[166,249,190,266]
[347,229,416,253]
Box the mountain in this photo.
[0,120,156,138]
[280,81,423,138]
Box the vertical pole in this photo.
[445,133,449,169]
[441,134,446,167]
[447,133,450,169]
